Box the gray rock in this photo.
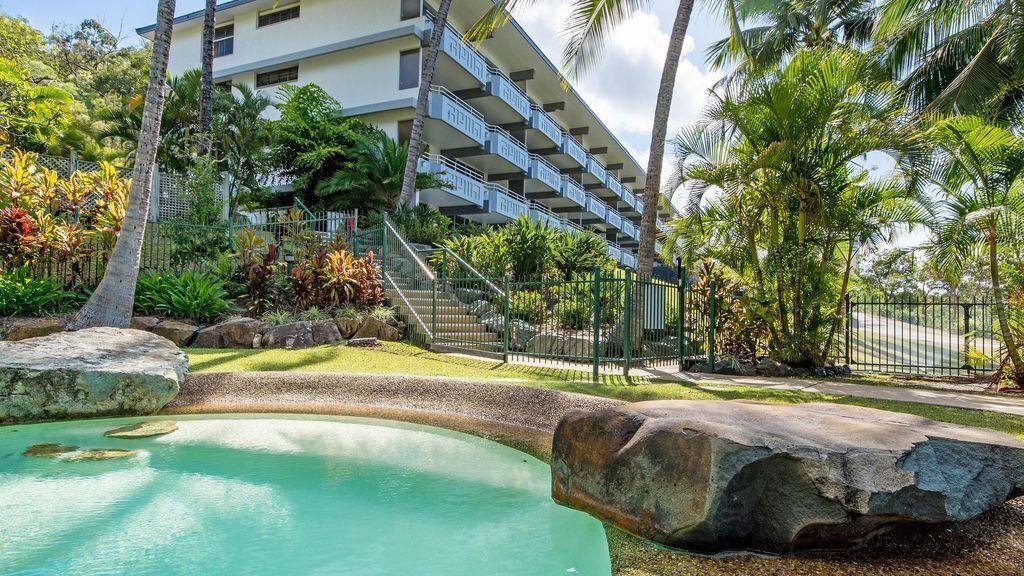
[552,400,1024,554]
[262,321,341,349]
[0,328,187,424]
[466,300,491,317]
[714,358,756,376]
[193,318,263,349]
[509,320,539,351]
[479,312,505,334]
[351,318,399,342]
[152,320,198,347]
[455,287,486,304]
[335,317,362,339]
[526,332,564,355]
[347,337,380,347]
[4,318,65,341]
[755,357,796,377]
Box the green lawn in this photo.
[187,342,1024,440]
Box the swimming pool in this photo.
[0,415,611,575]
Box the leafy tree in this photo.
[0,57,75,150]
[218,83,273,214]
[0,14,49,63]
[271,84,374,208]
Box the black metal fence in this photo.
[844,295,1002,376]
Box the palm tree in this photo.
[68,0,176,329]
[667,48,926,364]
[927,116,1024,381]
[198,0,217,155]
[876,0,1024,116]
[468,0,695,277]
[706,0,876,80]
[397,0,453,208]
[218,83,273,214]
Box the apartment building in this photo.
[139,0,675,269]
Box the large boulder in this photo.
[351,317,400,342]
[193,318,263,348]
[552,400,1024,555]
[509,320,539,351]
[4,318,66,341]
[152,320,198,347]
[261,321,341,349]
[335,317,362,339]
[0,328,187,424]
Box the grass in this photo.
[187,342,1024,441]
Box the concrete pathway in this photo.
[445,353,1024,418]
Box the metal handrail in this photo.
[430,86,486,121]
[420,246,506,297]
[383,216,435,281]
[381,269,433,340]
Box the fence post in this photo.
[150,166,162,223]
[502,275,511,364]
[678,267,686,373]
[962,303,972,363]
[69,149,79,176]
[624,269,633,378]
[592,266,602,383]
[441,250,448,291]
[431,277,438,347]
[708,279,717,373]
[844,293,852,364]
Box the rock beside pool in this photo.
[104,421,178,438]
[23,443,79,458]
[0,328,188,424]
[551,400,1024,554]
[67,448,139,461]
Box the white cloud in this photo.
[514,2,722,169]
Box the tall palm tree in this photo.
[397,0,453,208]
[198,0,217,155]
[468,0,695,276]
[927,116,1024,381]
[69,0,176,329]
[876,0,1024,117]
[706,0,876,80]
[218,83,273,214]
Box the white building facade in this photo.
[140,0,673,269]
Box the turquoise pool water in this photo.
[0,415,611,575]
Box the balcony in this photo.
[529,106,562,146]
[528,154,561,191]
[488,68,531,121]
[486,127,529,172]
[486,184,529,221]
[560,176,586,207]
[427,19,489,86]
[606,207,622,230]
[621,250,637,269]
[586,155,607,183]
[622,189,636,210]
[586,193,607,220]
[417,154,486,208]
[605,174,623,198]
[606,242,622,262]
[621,219,636,239]
[427,87,486,146]
[636,198,645,215]
[657,218,668,234]
[529,202,561,229]
[561,133,587,167]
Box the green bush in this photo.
[262,310,296,326]
[335,305,361,320]
[0,267,73,316]
[509,290,545,324]
[298,306,330,321]
[553,297,592,329]
[135,271,232,321]
[368,305,397,323]
[363,205,453,246]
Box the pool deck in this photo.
[165,372,621,459]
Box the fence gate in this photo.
[845,296,1001,376]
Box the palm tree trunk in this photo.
[198,0,216,156]
[988,221,1024,379]
[398,0,452,208]
[637,0,694,275]
[68,0,176,330]
[823,236,856,364]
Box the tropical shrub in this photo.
[134,271,232,321]
[290,247,383,310]
[367,305,397,323]
[509,290,545,324]
[551,229,615,280]
[297,306,330,321]
[234,230,284,314]
[261,310,295,326]
[335,305,361,320]
[363,204,453,246]
[0,266,73,316]
[553,297,592,330]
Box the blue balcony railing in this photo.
[621,250,637,269]
[586,193,607,220]
[418,154,486,207]
[605,174,623,198]
[529,154,561,191]
[561,133,586,167]
[657,218,667,234]
[606,207,622,230]
[606,242,622,262]
[488,68,531,120]
[622,189,636,210]
[486,127,529,172]
[621,219,635,239]
[428,87,486,145]
[636,198,645,215]
[487,185,529,221]
[529,105,562,145]
[560,176,586,207]
[586,155,607,183]
[428,19,489,86]
[529,202,561,229]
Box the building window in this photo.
[256,66,298,88]
[258,3,300,28]
[399,49,420,90]
[400,0,421,20]
[214,23,234,57]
